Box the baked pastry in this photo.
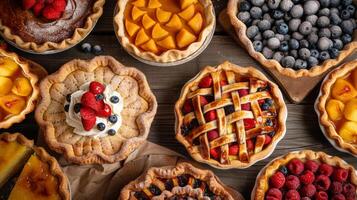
[0,133,70,200]
[252,150,357,200]
[0,49,39,129]
[175,61,287,169]
[114,0,215,63]
[227,0,357,78]
[0,0,105,53]
[316,60,357,156]
[120,162,235,199]
[35,56,157,164]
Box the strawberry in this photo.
[81,117,96,131]
[207,130,219,141]
[200,96,208,106]
[244,118,256,130]
[97,103,112,118]
[23,0,37,9]
[183,100,193,114]
[42,6,61,20]
[229,144,239,155]
[210,148,220,159]
[81,92,103,112]
[89,81,105,95]
[205,110,217,122]
[33,0,45,16]
[238,89,249,97]
[80,107,96,120]
[52,0,67,11]
[241,103,251,111]
[198,76,213,88]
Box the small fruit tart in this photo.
[252,150,357,200]
[119,162,238,199]
[175,61,287,169]
[227,0,357,78]
[0,0,105,53]
[35,56,157,164]
[114,0,216,64]
[316,60,357,156]
[0,49,39,129]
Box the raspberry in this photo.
[305,160,319,173]
[285,175,300,190]
[343,183,356,194]
[333,168,349,182]
[287,159,305,175]
[270,172,286,189]
[301,198,311,200]
[198,76,213,88]
[315,175,331,191]
[345,192,356,200]
[22,0,36,9]
[332,194,346,200]
[318,163,334,176]
[315,191,328,200]
[33,0,45,16]
[300,184,316,197]
[285,190,300,200]
[300,170,315,185]
[331,181,343,194]
[42,6,62,20]
[52,0,67,12]
[266,188,282,200]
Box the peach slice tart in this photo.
[316,60,357,156]
[0,50,39,129]
[114,0,215,63]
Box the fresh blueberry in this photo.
[97,123,106,131]
[329,48,340,58]
[81,43,91,53]
[66,94,71,102]
[341,34,352,44]
[64,104,70,112]
[346,5,355,15]
[319,51,331,61]
[265,98,273,106]
[277,23,289,35]
[310,49,319,58]
[96,94,104,101]
[74,103,81,113]
[265,118,273,126]
[110,96,120,104]
[341,9,351,20]
[333,39,344,50]
[279,41,289,52]
[289,39,299,50]
[261,103,270,110]
[268,131,276,137]
[239,1,251,11]
[279,166,288,175]
[108,115,118,124]
[108,129,116,136]
[92,45,103,54]
[273,10,284,19]
[307,57,319,68]
[341,0,352,6]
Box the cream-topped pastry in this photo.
[64,81,123,138]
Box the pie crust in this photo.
[316,60,357,156]
[175,61,287,169]
[227,0,357,78]
[0,0,105,53]
[113,0,216,63]
[252,150,357,199]
[0,49,40,129]
[120,162,235,199]
[35,56,157,164]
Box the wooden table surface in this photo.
[3,0,357,199]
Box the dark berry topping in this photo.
[96,94,104,101]
[177,175,188,187]
[92,45,103,54]
[108,115,118,124]
[108,129,116,136]
[268,131,276,137]
[148,184,161,196]
[66,94,71,102]
[81,43,91,53]
[97,123,105,131]
[193,179,202,188]
[134,191,149,200]
[265,118,273,126]
[265,98,273,106]
[164,179,174,190]
[74,103,82,113]
[279,166,288,176]
[224,105,235,115]
[64,104,70,112]
[261,103,270,111]
[110,96,120,104]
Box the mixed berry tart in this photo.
[35,56,157,164]
[175,61,287,169]
[252,150,357,200]
[114,0,215,63]
[0,0,105,53]
[119,162,237,200]
[227,0,357,78]
[316,59,357,156]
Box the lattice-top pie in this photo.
[175,61,287,169]
[119,162,236,200]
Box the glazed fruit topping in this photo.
[22,0,67,21]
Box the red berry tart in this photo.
[252,150,357,200]
[175,61,287,169]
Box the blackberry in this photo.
[224,105,235,115]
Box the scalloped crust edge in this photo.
[174,61,287,169]
[113,0,216,63]
[226,0,357,78]
[35,56,158,165]
[0,49,39,129]
[0,0,105,53]
[119,162,235,200]
[253,150,357,199]
[316,60,357,156]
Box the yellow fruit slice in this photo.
[0,77,12,96]
[156,8,172,23]
[148,0,161,8]
[188,12,203,33]
[0,94,26,115]
[165,14,182,31]
[332,79,357,102]
[344,99,357,122]
[131,6,146,21]
[132,0,146,7]
[176,29,197,48]
[180,0,198,9]
[157,36,176,49]
[140,39,159,54]
[152,24,169,39]
[0,57,19,77]
[125,19,140,37]
[178,4,195,21]
[339,121,357,144]
[11,77,32,97]
[326,99,345,122]
[135,29,150,46]
[142,14,156,29]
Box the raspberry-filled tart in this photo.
[119,162,237,200]
[175,61,287,169]
[252,150,357,200]
[316,60,357,156]
[0,49,39,129]
[0,0,105,53]
[35,56,157,164]
[114,0,215,63]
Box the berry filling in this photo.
[22,0,67,21]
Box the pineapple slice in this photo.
[131,6,146,21]
[135,29,150,46]
[165,14,182,31]
[0,94,26,115]
[156,8,172,23]
[141,39,159,54]
[339,121,357,144]
[0,77,13,96]
[142,14,156,29]
[125,19,140,37]
[0,57,19,77]
[157,36,176,49]
[152,24,169,39]
[132,0,146,7]
[176,29,197,48]
[180,0,198,9]
[11,77,33,97]
[188,12,203,33]
[331,79,357,103]
[326,99,345,122]
[148,0,161,8]
[178,4,195,21]
[344,98,357,122]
